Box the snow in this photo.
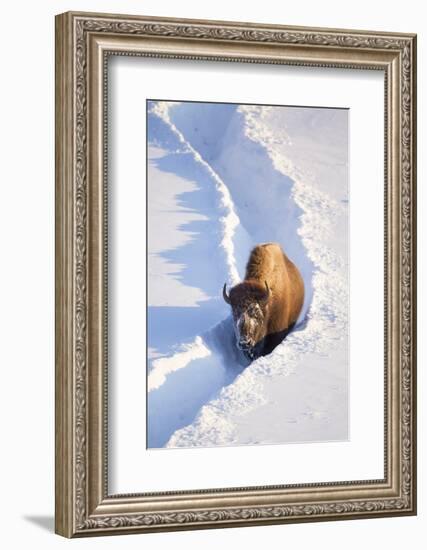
[147,100,349,449]
[147,145,212,308]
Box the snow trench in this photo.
[147,101,349,448]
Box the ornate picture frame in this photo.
[55,11,417,537]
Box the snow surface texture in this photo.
[147,100,349,449]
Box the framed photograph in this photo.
[55,11,417,537]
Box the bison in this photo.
[222,243,304,361]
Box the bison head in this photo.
[222,280,270,360]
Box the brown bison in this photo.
[223,243,304,361]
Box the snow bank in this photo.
[150,101,250,286]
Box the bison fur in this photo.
[223,243,304,361]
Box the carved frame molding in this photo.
[55,11,416,537]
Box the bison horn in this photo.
[261,280,270,303]
[223,283,231,304]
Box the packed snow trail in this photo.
[147,101,349,448]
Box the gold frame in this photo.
[55,11,417,537]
